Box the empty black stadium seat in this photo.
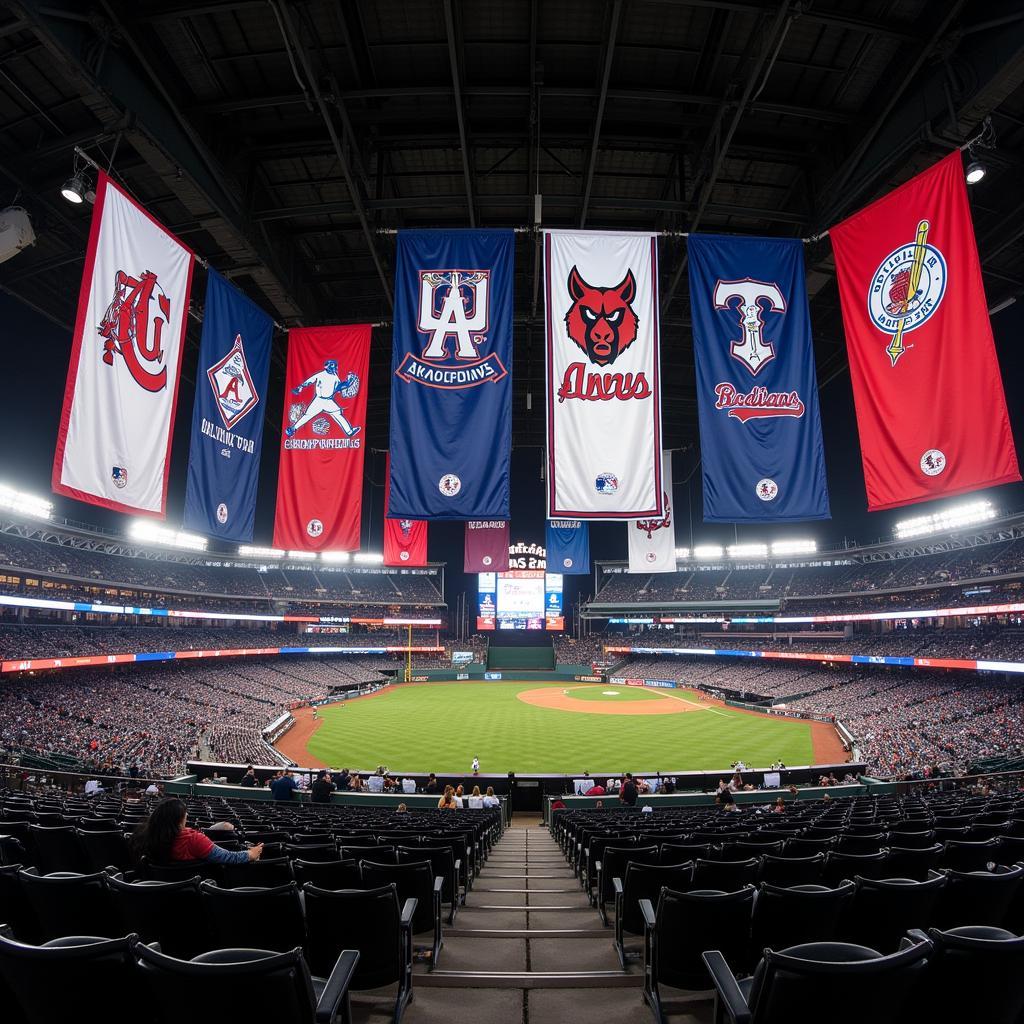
[612,862,693,968]
[397,845,461,923]
[199,880,306,952]
[693,857,760,891]
[757,853,826,887]
[18,868,114,943]
[25,826,87,875]
[941,838,1000,872]
[843,874,947,954]
[220,855,294,889]
[596,844,659,924]
[359,859,442,965]
[293,858,363,891]
[881,844,944,881]
[821,850,889,887]
[932,865,1024,930]
[105,873,205,959]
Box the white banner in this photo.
[628,451,676,572]
[544,230,663,518]
[52,172,194,516]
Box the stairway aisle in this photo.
[352,822,713,1024]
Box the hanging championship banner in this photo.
[545,230,664,519]
[182,270,272,541]
[383,454,428,566]
[388,229,514,519]
[830,151,1019,510]
[628,451,676,572]
[52,172,195,516]
[464,521,510,573]
[273,325,371,551]
[688,234,830,522]
[545,519,590,575]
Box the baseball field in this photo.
[277,680,845,774]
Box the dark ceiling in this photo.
[1,0,1023,452]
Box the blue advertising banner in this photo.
[388,229,514,519]
[545,518,590,574]
[688,234,830,522]
[183,269,273,540]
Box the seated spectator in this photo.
[397,803,408,813]
[401,776,416,794]
[349,774,365,792]
[588,782,606,797]
[467,786,484,809]
[424,773,439,794]
[772,796,785,814]
[367,774,385,793]
[133,797,262,865]
[483,786,499,808]
[437,785,459,810]
[311,770,336,804]
[239,766,258,787]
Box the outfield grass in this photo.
[304,680,814,774]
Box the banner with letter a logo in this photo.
[273,325,371,551]
[383,454,427,566]
[464,520,510,573]
[688,234,830,523]
[545,519,590,575]
[52,172,195,516]
[830,152,1019,510]
[545,230,663,519]
[388,229,513,519]
[628,452,676,573]
[182,270,272,541]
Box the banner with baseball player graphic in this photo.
[627,452,676,573]
[52,172,195,516]
[545,518,590,575]
[273,325,371,551]
[830,152,1019,510]
[383,454,427,566]
[388,229,514,520]
[688,234,830,523]
[182,269,272,541]
[544,230,664,519]
[464,520,510,573]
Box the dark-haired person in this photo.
[239,766,258,787]
[270,770,299,801]
[311,770,336,804]
[619,773,638,808]
[133,798,263,866]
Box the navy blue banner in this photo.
[688,235,830,522]
[545,518,590,574]
[388,230,514,519]
[183,269,273,540]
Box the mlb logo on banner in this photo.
[183,269,272,541]
[389,229,514,520]
[544,230,664,519]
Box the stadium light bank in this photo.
[321,551,351,563]
[0,484,52,520]
[130,521,207,551]
[727,543,768,558]
[894,500,996,540]
[354,552,385,564]
[238,546,284,559]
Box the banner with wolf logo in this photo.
[182,270,272,541]
[628,452,676,572]
[383,454,427,566]
[688,234,830,523]
[830,151,1019,511]
[544,230,664,519]
[52,172,195,516]
[273,325,371,551]
[388,229,514,519]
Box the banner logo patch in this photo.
[99,269,173,393]
[207,335,259,429]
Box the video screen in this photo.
[477,570,563,631]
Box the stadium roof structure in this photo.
[1,0,1023,450]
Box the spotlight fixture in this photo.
[60,171,87,204]
[965,159,986,185]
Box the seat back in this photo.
[660,842,710,864]
[199,881,306,952]
[619,862,692,935]
[745,939,930,1024]
[105,873,205,959]
[845,874,947,953]
[220,857,294,890]
[0,863,38,943]
[359,860,435,934]
[135,941,319,1022]
[397,845,457,903]
[693,857,760,892]
[76,830,132,873]
[284,843,338,863]
[338,844,396,864]
[0,933,141,1024]
[18,868,115,943]
[933,866,1024,930]
[303,882,404,987]
[25,826,86,874]
[293,858,362,891]
[758,853,826,887]
[941,838,999,873]
[881,845,943,882]
[656,886,755,988]
[600,845,659,902]
[918,926,1024,1023]
[821,850,889,888]
[750,882,854,957]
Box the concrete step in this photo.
[447,927,610,939]
[416,970,639,989]
[474,904,593,912]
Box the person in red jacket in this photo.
[133,798,263,866]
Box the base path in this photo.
[517,685,702,716]
[274,705,328,768]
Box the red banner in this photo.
[273,325,371,550]
[464,521,510,572]
[383,454,427,566]
[830,151,1019,510]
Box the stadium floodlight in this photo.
[0,484,53,520]
[287,550,316,560]
[130,521,207,551]
[727,543,768,559]
[693,544,724,560]
[354,552,384,564]
[60,171,87,204]
[965,159,986,185]
[894,500,996,540]
[320,551,351,563]
[771,539,818,556]
[238,545,284,559]
[674,547,690,559]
